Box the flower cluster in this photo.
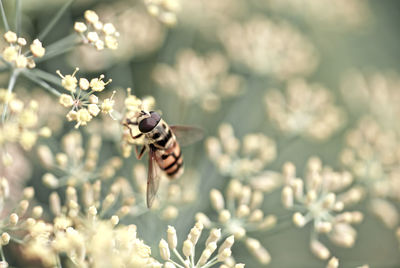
[0,90,51,162]
[2,31,45,69]
[24,217,158,267]
[219,17,317,79]
[144,0,181,26]
[179,0,245,37]
[159,222,244,268]
[38,131,122,188]
[48,179,135,224]
[340,117,400,228]
[265,79,345,140]
[205,123,276,180]
[153,49,245,112]
[196,180,276,265]
[57,68,115,128]
[74,10,119,50]
[341,69,400,130]
[266,0,371,29]
[281,158,364,260]
[0,180,45,267]
[71,3,166,72]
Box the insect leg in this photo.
[126,118,138,125]
[135,145,147,160]
[123,122,143,139]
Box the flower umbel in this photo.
[153,50,245,112]
[265,78,345,140]
[2,31,45,69]
[159,222,245,268]
[196,180,276,265]
[74,10,119,50]
[281,158,364,260]
[0,92,51,166]
[144,0,181,26]
[38,131,122,188]
[340,117,400,228]
[205,123,276,181]
[57,68,114,128]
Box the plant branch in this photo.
[21,70,61,97]
[15,0,21,35]
[38,0,75,42]
[0,0,9,32]
[1,69,20,123]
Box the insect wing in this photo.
[170,125,204,146]
[146,147,161,208]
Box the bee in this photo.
[123,110,203,208]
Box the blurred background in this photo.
[1,0,400,267]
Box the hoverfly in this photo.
[123,110,203,208]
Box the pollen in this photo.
[88,104,100,116]
[90,75,111,92]
[3,46,18,62]
[74,22,87,33]
[76,10,119,51]
[75,108,92,128]
[57,68,79,93]
[3,31,17,43]
[1,33,45,69]
[30,39,46,58]
[57,68,115,128]
[101,91,116,114]
[59,94,74,107]
[84,10,99,24]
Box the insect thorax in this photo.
[146,119,175,150]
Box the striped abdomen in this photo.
[155,140,184,178]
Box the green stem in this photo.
[168,259,185,268]
[10,237,23,244]
[21,70,61,97]
[202,256,219,268]
[0,246,5,262]
[55,254,62,268]
[38,0,75,41]
[0,0,9,31]
[15,0,21,35]
[34,34,79,62]
[190,254,195,267]
[30,68,62,86]
[1,69,20,122]
[173,248,187,267]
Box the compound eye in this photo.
[150,111,161,122]
[139,117,157,133]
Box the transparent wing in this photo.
[146,147,160,208]
[170,125,204,146]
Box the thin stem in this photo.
[15,0,21,35]
[30,68,62,86]
[0,0,9,31]
[173,248,187,267]
[202,256,219,268]
[10,237,23,244]
[1,69,20,122]
[168,259,185,268]
[38,0,75,41]
[55,254,62,268]
[0,246,5,262]
[190,254,195,267]
[21,70,61,97]
[34,33,79,62]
